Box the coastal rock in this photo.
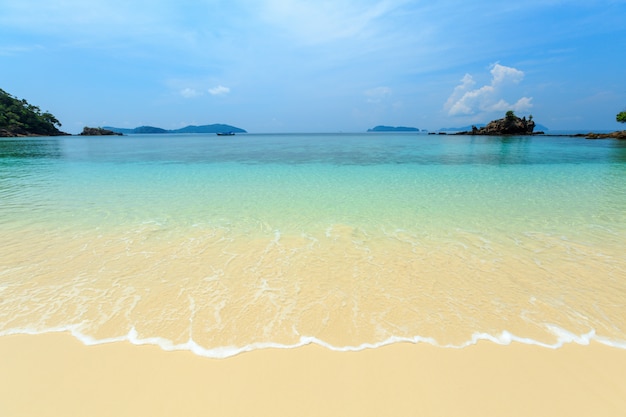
[456,111,536,135]
[585,130,626,140]
[0,128,15,137]
[79,127,123,136]
[0,126,69,137]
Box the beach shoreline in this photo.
[1,332,625,417]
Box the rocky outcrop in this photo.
[584,131,626,140]
[0,128,15,137]
[457,111,536,135]
[79,127,123,136]
[0,126,69,137]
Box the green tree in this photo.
[0,88,65,136]
[617,111,626,123]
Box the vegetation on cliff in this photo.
[0,89,68,137]
[617,111,626,124]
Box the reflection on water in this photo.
[0,138,62,160]
[608,139,626,164]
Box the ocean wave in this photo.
[2,325,625,359]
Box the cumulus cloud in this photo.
[444,64,533,116]
[208,85,230,96]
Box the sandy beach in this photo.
[2,135,625,416]
[1,333,625,417]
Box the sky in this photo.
[1,0,625,134]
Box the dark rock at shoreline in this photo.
[0,127,70,137]
[584,131,626,140]
[0,128,20,137]
[455,112,535,135]
[79,127,123,136]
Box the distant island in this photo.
[367,125,420,132]
[105,124,247,135]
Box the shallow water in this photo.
[1,133,625,356]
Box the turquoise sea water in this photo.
[1,133,625,355]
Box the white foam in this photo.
[2,324,625,359]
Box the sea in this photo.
[1,132,625,357]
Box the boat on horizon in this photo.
[216,132,235,136]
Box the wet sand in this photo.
[1,333,625,417]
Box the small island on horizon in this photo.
[104,124,247,135]
[0,88,247,138]
[367,125,420,132]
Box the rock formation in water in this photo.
[457,111,536,135]
[584,131,626,140]
[79,127,123,136]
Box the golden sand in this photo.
[1,333,625,417]
[2,227,625,348]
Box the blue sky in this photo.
[1,0,625,133]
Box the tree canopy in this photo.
[617,111,626,124]
[0,89,67,136]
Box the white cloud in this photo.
[180,88,202,98]
[365,86,391,103]
[444,64,533,116]
[208,85,230,96]
[490,64,524,84]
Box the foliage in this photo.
[0,88,66,136]
[505,110,516,120]
[617,111,626,124]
